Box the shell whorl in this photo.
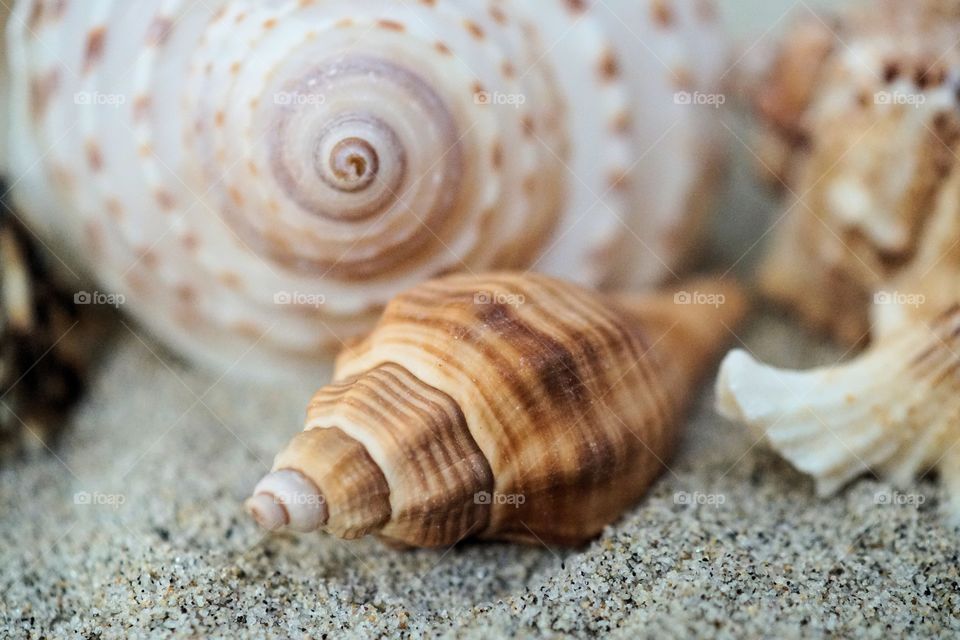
[249,273,747,547]
[6,0,726,376]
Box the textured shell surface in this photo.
[748,0,960,344]
[247,272,746,548]
[3,0,727,377]
[717,301,960,524]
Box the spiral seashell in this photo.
[717,302,960,524]
[744,0,960,344]
[246,272,747,547]
[3,0,727,376]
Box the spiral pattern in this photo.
[5,0,725,375]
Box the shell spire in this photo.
[247,272,747,548]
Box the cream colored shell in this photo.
[4,0,727,377]
[247,272,746,547]
[747,0,960,344]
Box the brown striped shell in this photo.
[4,0,727,377]
[247,272,746,547]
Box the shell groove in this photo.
[4,0,726,376]
[248,272,747,547]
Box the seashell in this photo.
[246,272,747,547]
[745,0,960,344]
[716,301,960,523]
[3,0,727,377]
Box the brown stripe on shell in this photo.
[332,273,683,544]
[306,363,493,547]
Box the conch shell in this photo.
[247,272,747,547]
[746,0,960,344]
[4,0,727,376]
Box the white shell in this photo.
[717,303,960,523]
[4,0,726,376]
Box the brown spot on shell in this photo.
[105,198,124,220]
[219,271,243,291]
[176,285,197,303]
[464,20,485,40]
[489,6,508,24]
[146,16,174,46]
[84,27,107,72]
[435,41,452,56]
[521,116,535,137]
[565,0,588,14]
[611,111,632,134]
[651,0,675,28]
[609,169,631,191]
[598,49,620,82]
[155,190,176,211]
[673,67,694,91]
[136,247,159,269]
[377,19,405,32]
[696,0,718,22]
[133,95,152,121]
[181,233,200,252]
[85,140,104,172]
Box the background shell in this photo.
[3,0,727,377]
[747,0,960,344]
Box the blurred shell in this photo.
[247,272,747,547]
[4,0,727,377]
[746,0,960,344]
